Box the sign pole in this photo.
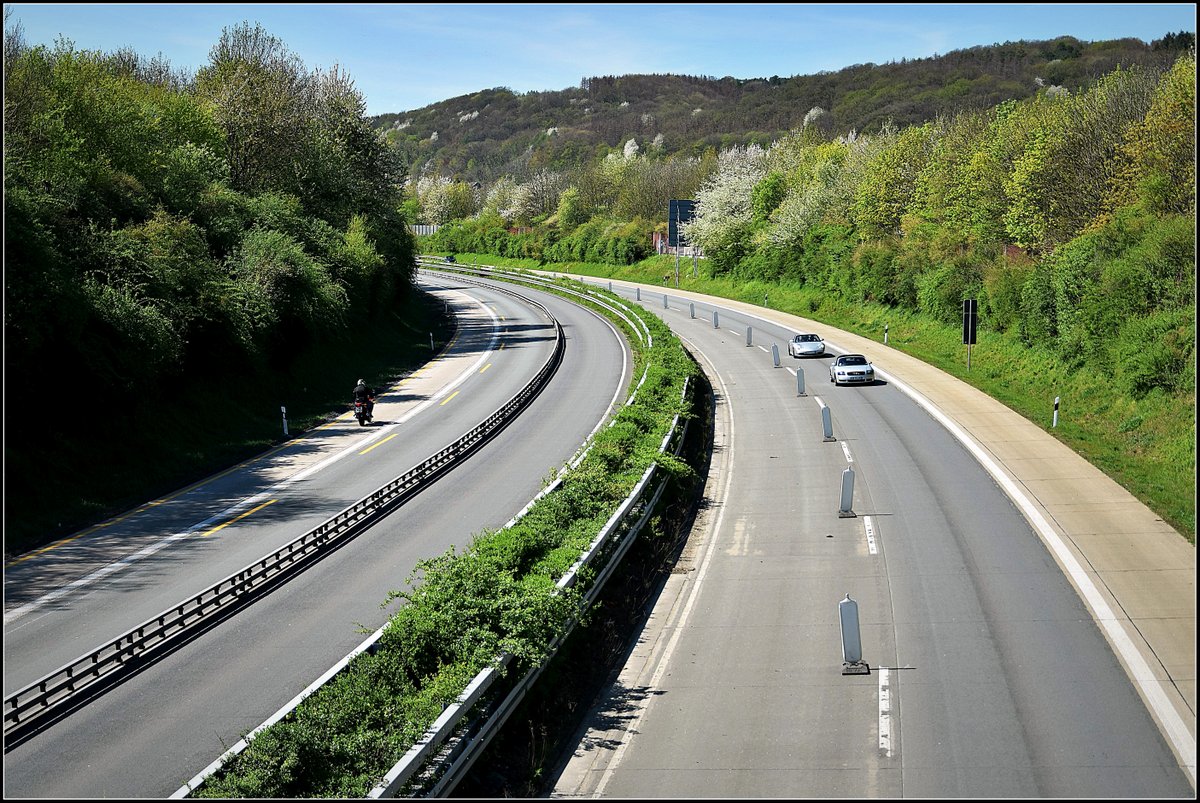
[962,298,978,371]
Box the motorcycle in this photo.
[354,397,374,426]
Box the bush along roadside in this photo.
[432,250,1195,544]
[452,353,716,797]
[188,277,700,798]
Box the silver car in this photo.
[788,333,825,358]
[829,354,875,385]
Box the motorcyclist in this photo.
[353,378,376,421]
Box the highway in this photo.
[2,273,632,797]
[550,279,1195,798]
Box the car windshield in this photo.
[797,335,819,342]
[841,356,867,365]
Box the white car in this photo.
[788,333,825,358]
[829,354,875,385]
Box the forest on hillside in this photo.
[374,32,1194,185]
[421,47,1195,402]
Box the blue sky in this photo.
[7,3,1197,116]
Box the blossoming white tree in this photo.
[681,143,768,252]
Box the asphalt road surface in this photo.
[3,274,632,797]
[549,279,1193,798]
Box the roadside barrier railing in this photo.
[4,281,564,744]
[379,377,691,798]
[175,263,693,798]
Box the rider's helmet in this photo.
[357,378,365,386]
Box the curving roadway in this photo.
[2,273,632,797]
[549,278,1194,798]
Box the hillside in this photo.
[371,32,1193,184]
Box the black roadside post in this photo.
[962,298,978,370]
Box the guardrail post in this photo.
[772,344,781,367]
[746,326,752,346]
[689,302,695,319]
[839,594,869,674]
[281,406,288,437]
[797,368,806,396]
[838,466,856,518]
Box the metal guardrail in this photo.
[365,264,692,797]
[175,264,692,798]
[389,381,692,799]
[422,262,654,399]
[3,280,565,744]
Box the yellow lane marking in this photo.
[440,391,460,406]
[480,363,492,373]
[5,456,277,566]
[8,330,455,565]
[203,499,278,537]
[7,529,98,566]
[359,433,398,455]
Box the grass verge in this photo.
[437,252,1195,544]
[187,275,700,797]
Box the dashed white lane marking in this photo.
[864,515,878,555]
[879,666,893,757]
[841,441,854,463]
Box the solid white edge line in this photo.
[608,279,1196,787]
[875,366,1195,786]
[864,514,878,556]
[592,333,735,798]
[879,666,892,757]
[170,623,389,797]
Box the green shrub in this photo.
[191,278,698,797]
[1115,307,1196,396]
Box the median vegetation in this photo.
[189,279,700,797]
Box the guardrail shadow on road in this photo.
[569,682,668,755]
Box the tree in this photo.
[911,109,1007,243]
[1102,52,1196,218]
[514,169,567,224]
[195,22,314,195]
[767,139,856,246]
[851,122,936,239]
[556,186,588,229]
[682,143,768,253]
